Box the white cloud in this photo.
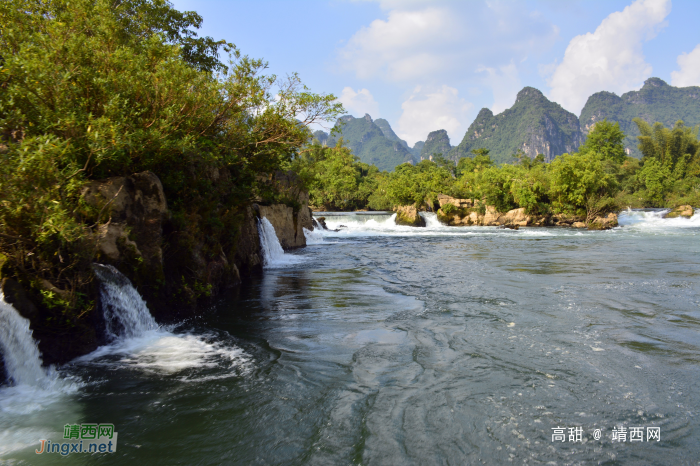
[477,61,522,114]
[396,85,472,145]
[337,7,458,81]
[671,44,700,87]
[336,1,558,83]
[547,0,671,114]
[338,87,380,117]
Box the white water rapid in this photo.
[313,208,699,238]
[257,217,305,268]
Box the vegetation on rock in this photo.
[0,0,343,356]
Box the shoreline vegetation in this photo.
[298,119,700,227]
[0,0,698,367]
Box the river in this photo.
[1,209,699,465]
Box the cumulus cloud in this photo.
[547,0,671,114]
[337,1,558,83]
[338,87,380,117]
[396,85,472,145]
[671,44,700,87]
[337,7,458,81]
[477,61,522,114]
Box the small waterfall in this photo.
[258,217,287,268]
[93,264,157,340]
[0,292,50,387]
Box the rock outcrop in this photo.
[257,204,313,249]
[421,130,452,160]
[587,213,619,230]
[394,206,426,227]
[82,171,168,280]
[664,205,694,219]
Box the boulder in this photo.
[572,222,586,228]
[482,206,500,226]
[664,205,695,219]
[587,213,619,230]
[258,204,310,249]
[501,207,530,227]
[395,206,426,227]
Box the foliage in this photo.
[580,78,700,159]
[548,152,618,221]
[578,120,627,163]
[448,88,582,164]
[0,0,343,320]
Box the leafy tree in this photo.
[578,119,627,163]
[0,0,343,318]
[548,152,618,223]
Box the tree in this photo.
[0,0,344,318]
[548,152,618,223]
[578,119,627,163]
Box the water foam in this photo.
[618,208,699,233]
[303,227,325,245]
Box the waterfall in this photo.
[257,217,305,268]
[93,264,157,340]
[258,217,286,268]
[0,292,50,387]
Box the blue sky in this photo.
[172,0,700,146]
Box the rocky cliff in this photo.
[1,170,312,367]
[450,88,583,164]
[580,78,700,158]
[420,130,452,160]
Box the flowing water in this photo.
[1,210,699,465]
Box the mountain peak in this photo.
[363,113,373,122]
[643,77,669,88]
[515,87,545,103]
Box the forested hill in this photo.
[448,87,583,164]
[373,118,424,159]
[580,78,700,158]
[421,130,452,160]
[330,114,416,171]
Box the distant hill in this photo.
[374,118,424,159]
[420,130,452,160]
[580,77,700,158]
[331,114,415,171]
[449,87,583,164]
[412,141,425,157]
